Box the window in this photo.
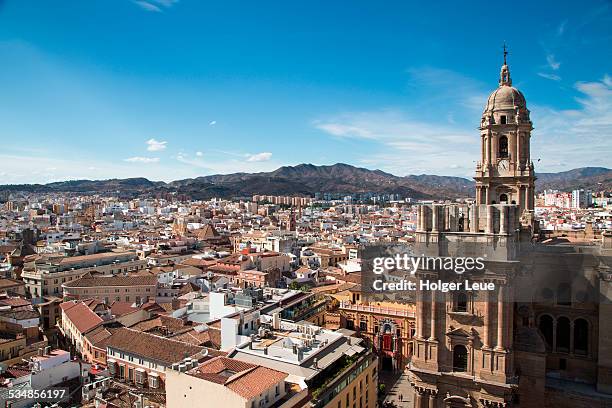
[556,317,570,352]
[574,318,588,355]
[500,194,508,203]
[499,136,508,158]
[500,115,507,124]
[346,320,354,330]
[455,291,468,312]
[359,321,367,331]
[539,315,553,349]
[452,345,468,372]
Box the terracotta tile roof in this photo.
[140,301,166,314]
[61,300,103,333]
[6,366,31,378]
[84,325,116,346]
[0,308,39,320]
[0,297,31,307]
[63,274,157,288]
[178,282,200,295]
[189,357,287,399]
[103,327,203,365]
[109,301,138,317]
[130,315,185,333]
[170,329,210,346]
[0,278,25,290]
[205,320,222,349]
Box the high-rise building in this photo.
[571,189,593,209]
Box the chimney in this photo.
[272,312,280,330]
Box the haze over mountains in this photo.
[0,164,610,200]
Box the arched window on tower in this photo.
[538,315,553,349]
[500,194,508,203]
[452,345,468,372]
[574,318,589,355]
[454,291,468,312]
[499,136,509,158]
[556,317,570,353]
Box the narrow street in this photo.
[380,370,414,407]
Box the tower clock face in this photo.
[497,159,510,174]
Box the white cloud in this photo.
[196,151,203,157]
[557,20,567,36]
[176,153,208,169]
[133,0,178,12]
[124,156,160,163]
[314,123,374,139]
[134,1,162,12]
[246,152,273,162]
[546,54,561,70]
[538,72,562,81]
[530,75,612,170]
[315,110,476,176]
[209,120,217,126]
[146,138,167,151]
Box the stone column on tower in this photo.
[496,284,505,350]
[429,291,436,340]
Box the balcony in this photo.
[339,301,415,318]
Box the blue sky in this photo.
[0,0,610,183]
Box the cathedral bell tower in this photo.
[474,46,536,214]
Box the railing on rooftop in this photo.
[339,301,415,318]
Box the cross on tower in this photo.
[503,43,508,65]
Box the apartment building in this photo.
[62,273,158,304]
[166,356,288,408]
[103,327,205,389]
[21,251,147,297]
[59,300,108,356]
[228,320,378,408]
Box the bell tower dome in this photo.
[474,45,536,213]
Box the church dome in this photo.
[484,84,526,112]
[483,52,527,113]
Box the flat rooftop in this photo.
[230,321,365,382]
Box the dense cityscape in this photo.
[0,62,611,404]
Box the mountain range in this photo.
[0,164,610,200]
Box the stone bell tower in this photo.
[474,46,536,215]
[408,49,530,408]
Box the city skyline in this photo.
[1,0,611,184]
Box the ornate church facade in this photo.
[407,53,612,407]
